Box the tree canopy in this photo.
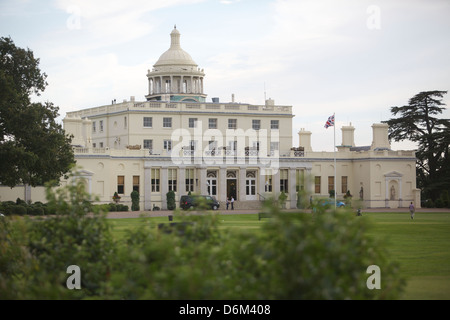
[383,90,450,200]
[0,36,74,187]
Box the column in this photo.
[273,169,281,196]
[144,167,152,210]
[385,178,389,208]
[178,167,186,200]
[161,168,168,210]
[239,167,246,202]
[219,167,227,202]
[199,167,207,195]
[258,169,265,201]
[289,168,297,209]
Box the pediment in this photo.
[384,171,403,178]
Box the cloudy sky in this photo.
[1,0,449,151]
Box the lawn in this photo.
[107,211,450,300]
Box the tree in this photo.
[383,90,450,200]
[0,36,74,187]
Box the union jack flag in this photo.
[324,114,335,129]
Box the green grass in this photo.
[107,211,450,300]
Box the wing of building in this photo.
[1,27,420,210]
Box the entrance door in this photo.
[227,179,237,200]
[226,171,237,200]
[246,171,257,200]
[207,171,217,197]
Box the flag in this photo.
[324,114,335,129]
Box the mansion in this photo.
[0,27,420,210]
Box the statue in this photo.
[390,185,396,200]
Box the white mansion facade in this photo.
[0,27,420,210]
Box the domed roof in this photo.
[154,26,198,67]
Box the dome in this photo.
[154,26,198,67]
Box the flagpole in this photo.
[334,112,336,211]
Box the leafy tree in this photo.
[383,90,450,200]
[0,36,74,187]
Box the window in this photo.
[163,117,172,128]
[168,169,177,192]
[252,119,261,131]
[117,176,125,194]
[209,118,217,129]
[246,173,256,196]
[99,120,104,132]
[270,142,279,152]
[228,119,237,129]
[189,118,197,128]
[271,120,279,130]
[265,174,273,192]
[133,176,140,193]
[93,143,96,148]
[165,79,171,93]
[341,176,348,194]
[151,169,160,192]
[207,174,217,196]
[280,169,288,193]
[143,139,153,150]
[143,117,152,128]
[164,140,172,152]
[328,176,335,195]
[92,121,96,133]
[185,168,195,193]
[315,176,321,194]
[209,140,217,151]
[99,142,104,148]
[189,140,197,151]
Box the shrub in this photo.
[103,200,405,300]
[13,205,27,215]
[131,191,140,211]
[166,190,176,210]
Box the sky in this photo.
[1,0,449,151]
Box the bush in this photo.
[101,202,405,299]
[117,204,129,212]
[13,205,27,215]
[131,191,140,211]
[166,190,176,210]
[0,172,406,299]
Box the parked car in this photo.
[319,198,346,208]
[180,195,220,210]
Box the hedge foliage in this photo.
[0,179,406,300]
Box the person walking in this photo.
[409,202,415,220]
[231,196,234,210]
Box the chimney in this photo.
[298,128,312,152]
[341,122,355,147]
[371,123,391,150]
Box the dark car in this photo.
[180,195,220,210]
